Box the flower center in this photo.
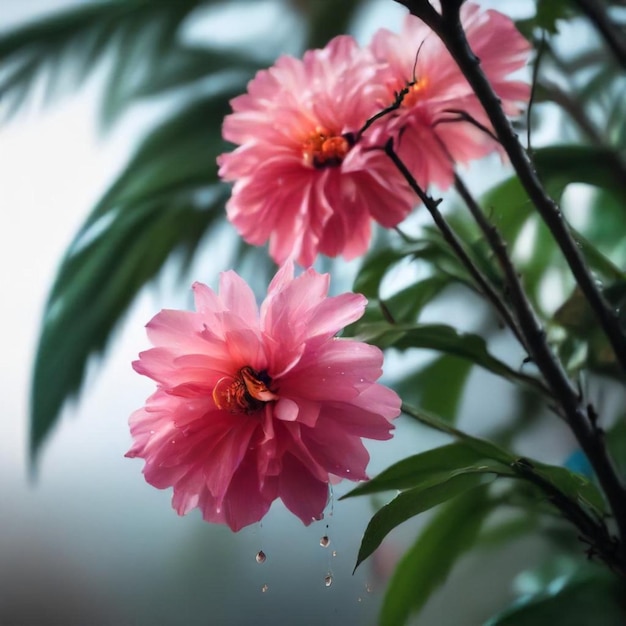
[212,366,278,414]
[302,127,351,169]
[401,76,430,108]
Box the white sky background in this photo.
[0,1,563,624]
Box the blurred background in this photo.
[1,0,624,624]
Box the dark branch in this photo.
[384,138,546,394]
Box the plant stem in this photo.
[394,0,626,376]
[383,139,528,350]
[452,171,626,562]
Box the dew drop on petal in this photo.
[261,584,269,593]
[320,536,330,548]
[324,574,333,587]
[256,550,266,564]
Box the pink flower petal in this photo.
[127,266,400,531]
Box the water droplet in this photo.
[357,597,362,603]
[261,584,269,593]
[320,535,330,548]
[149,430,155,435]
[255,550,266,564]
[171,440,176,444]
[365,583,373,593]
[324,574,333,587]
[332,550,337,557]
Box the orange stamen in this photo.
[402,76,430,108]
[302,127,350,169]
[213,366,277,414]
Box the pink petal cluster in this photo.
[369,3,531,189]
[218,36,415,267]
[126,263,400,531]
[218,4,530,267]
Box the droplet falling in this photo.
[261,584,269,593]
[324,574,333,587]
[255,550,266,564]
[320,535,330,548]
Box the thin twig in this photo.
[383,138,546,394]
[527,33,546,153]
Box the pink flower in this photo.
[126,263,400,531]
[369,3,531,189]
[217,35,416,267]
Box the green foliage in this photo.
[19,0,371,459]
[394,355,472,422]
[0,0,209,123]
[380,487,494,626]
[353,472,496,572]
[356,322,545,394]
[30,91,244,459]
[486,560,626,626]
[343,442,512,499]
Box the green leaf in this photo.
[357,322,544,393]
[528,460,608,516]
[348,276,452,336]
[353,246,415,299]
[394,355,472,422]
[354,472,496,571]
[380,487,493,626]
[30,187,230,463]
[401,404,518,465]
[0,0,209,123]
[343,442,512,499]
[484,146,626,244]
[486,569,626,626]
[29,92,242,461]
[401,405,607,517]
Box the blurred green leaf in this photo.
[394,355,472,422]
[554,279,626,376]
[486,567,626,626]
[354,472,496,572]
[0,0,209,123]
[380,486,493,626]
[343,442,512,499]
[529,460,608,516]
[29,92,243,461]
[485,146,626,243]
[353,246,416,299]
[357,322,544,393]
[401,404,518,465]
